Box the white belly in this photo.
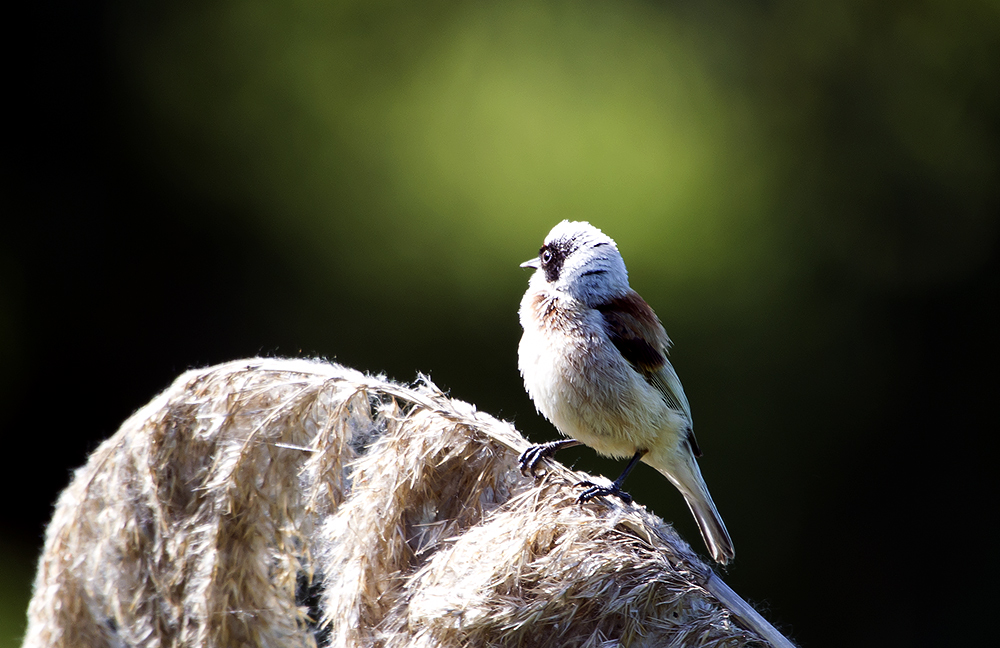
[518,314,684,460]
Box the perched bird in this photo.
[517,220,735,565]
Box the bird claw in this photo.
[575,480,633,505]
[518,443,558,478]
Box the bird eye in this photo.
[541,249,553,265]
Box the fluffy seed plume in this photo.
[22,358,795,648]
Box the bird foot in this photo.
[519,441,566,478]
[575,480,633,505]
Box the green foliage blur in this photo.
[4,0,998,646]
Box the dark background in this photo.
[3,1,998,646]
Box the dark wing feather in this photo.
[597,293,701,456]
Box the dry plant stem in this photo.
[23,357,795,648]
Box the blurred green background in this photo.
[4,0,998,646]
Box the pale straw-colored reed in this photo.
[23,358,793,648]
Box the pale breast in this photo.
[518,290,683,460]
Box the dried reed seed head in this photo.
[23,358,783,648]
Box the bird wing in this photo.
[647,360,701,457]
[597,293,701,457]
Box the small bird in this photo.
[517,220,735,565]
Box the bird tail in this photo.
[652,452,735,565]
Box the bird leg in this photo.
[518,439,582,477]
[576,450,646,505]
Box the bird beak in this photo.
[520,258,540,269]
